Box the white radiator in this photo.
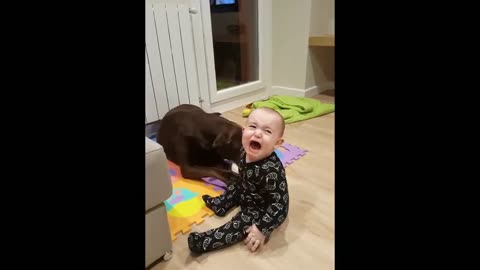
[145,0,209,123]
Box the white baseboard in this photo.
[209,82,335,114]
[318,81,335,93]
[272,82,334,98]
[305,85,319,98]
[271,86,307,97]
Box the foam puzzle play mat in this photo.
[164,142,307,241]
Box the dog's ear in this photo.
[209,112,222,116]
[212,132,228,149]
[213,126,238,148]
[198,135,212,150]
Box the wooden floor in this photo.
[152,92,335,270]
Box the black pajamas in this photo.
[188,150,289,253]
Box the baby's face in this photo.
[242,110,284,163]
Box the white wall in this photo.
[271,0,334,97]
[272,0,312,91]
[305,0,334,91]
[309,0,333,36]
[305,46,334,90]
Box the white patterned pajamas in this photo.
[188,150,289,253]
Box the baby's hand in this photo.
[244,224,266,252]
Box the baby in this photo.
[188,107,289,253]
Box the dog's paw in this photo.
[231,163,239,174]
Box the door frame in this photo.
[199,0,272,105]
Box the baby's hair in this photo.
[250,107,285,137]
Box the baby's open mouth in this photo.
[249,141,262,150]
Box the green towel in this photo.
[250,95,334,124]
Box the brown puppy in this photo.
[156,104,242,185]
